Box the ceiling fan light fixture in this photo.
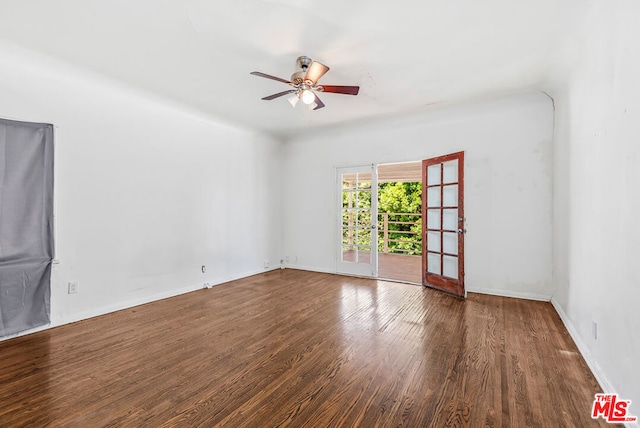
[301,89,315,105]
[287,94,300,108]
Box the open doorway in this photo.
[376,161,422,284]
[337,159,463,289]
[336,161,422,283]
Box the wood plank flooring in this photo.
[341,251,422,284]
[0,270,612,427]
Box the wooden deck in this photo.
[0,270,610,427]
[342,250,422,283]
[378,252,422,283]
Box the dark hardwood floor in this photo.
[0,270,612,427]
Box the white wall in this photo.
[282,93,554,300]
[552,0,640,410]
[0,43,282,330]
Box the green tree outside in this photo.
[378,182,422,255]
[342,182,422,255]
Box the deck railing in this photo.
[378,212,422,256]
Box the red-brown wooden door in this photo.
[422,151,465,297]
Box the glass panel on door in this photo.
[337,166,378,277]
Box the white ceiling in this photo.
[0,0,589,138]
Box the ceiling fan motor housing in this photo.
[292,56,313,83]
[290,70,306,83]
[296,56,313,70]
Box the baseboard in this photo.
[56,283,203,327]
[283,269,554,301]
[550,299,640,427]
[60,266,281,326]
[0,282,204,343]
[550,298,616,392]
[0,323,53,342]
[284,264,335,274]
[0,266,283,343]
[211,266,282,286]
[468,287,552,302]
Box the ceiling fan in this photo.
[250,56,360,110]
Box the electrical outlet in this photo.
[201,265,206,273]
[68,281,79,294]
[593,321,598,340]
[285,256,290,262]
[264,260,270,269]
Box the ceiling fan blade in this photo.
[320,85,360,95]
[304,61,330,85]
[250,71,292,85]
[313,93,325,110]
[261,90,296,100]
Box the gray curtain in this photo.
[0,118,54,337]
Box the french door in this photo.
[336,165,378,277]
[422,152,465,297]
